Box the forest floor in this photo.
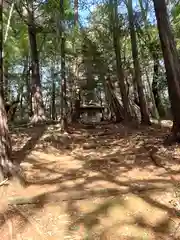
[1,121,180,239]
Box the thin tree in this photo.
[153,0,180,141]
[71,0,81,123]
[127,0,150,124]
[109,0,132,121]
[51,67,56,120]
[74,0,78,26]
[60,0,67,130]
[138,0,162,119]
[27,1,45,123]
[0,0,17,181]
[151,48,166,118]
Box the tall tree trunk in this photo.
[74,0,78,26]
[4,59,9,102]
[20,94,23,120]
[0,0,18,180]
[0,0,3,100]
[26,56,33,118]
[71,0,80,123]
[153,0,180,140]
[27,3,45,123]
[152,54,166,118]
[51,68,56,120]
[127,0,150,124]
[110,0,132,121]
[18,58,29,121]
[60,0,67,130]
[71,90,81,122]
[138,0,160,119]
[0,95,13,180]
[144,66,159,119]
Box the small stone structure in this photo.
[79,105,106,123]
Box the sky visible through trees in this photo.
[79,0,156,26]
[0,1,180,238]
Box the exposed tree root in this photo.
[30,115,46,124]
[143,141,168,169]
[12,205,46,240]
[8,196,42,205]
[7,185,163,206]
[0,178,9,186]
[3,212,13,240]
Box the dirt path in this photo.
[1,122,180,239]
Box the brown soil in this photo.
[1,122,180,240]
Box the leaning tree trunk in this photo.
[153,0,180,140]
[127,0,150,125]
[28,4,45,123]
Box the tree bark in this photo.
[26,56,33,118]
[0,0,3,100]
[3,60,9,102]
[110,0,132,121]
[71,90,81,122]
[127,0,150,125]
[153,0,180,140]
[27,4,45,123]
[0,0,18,180]
[60,0,68,130]
[152,54,166,118]
[106,77,124,122]
[74,0,78,26]
[0,95,14,179]
[71,0,80,123]
[51,68,56,120]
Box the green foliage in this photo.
[172,3,180,49]
[2,0,179,115]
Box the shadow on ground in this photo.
[0,122,180,239]
[12,125,47,164]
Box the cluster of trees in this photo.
[0,0,179,179]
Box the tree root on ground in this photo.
[3,212,13,240]
[8,196,42,205]
[143,141,168,169]
[12,205,46,240]
[7,185,166,206]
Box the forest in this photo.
[0,0,180,239]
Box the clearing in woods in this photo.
[0,122,180,239]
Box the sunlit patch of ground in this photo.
[0,122,180,239]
